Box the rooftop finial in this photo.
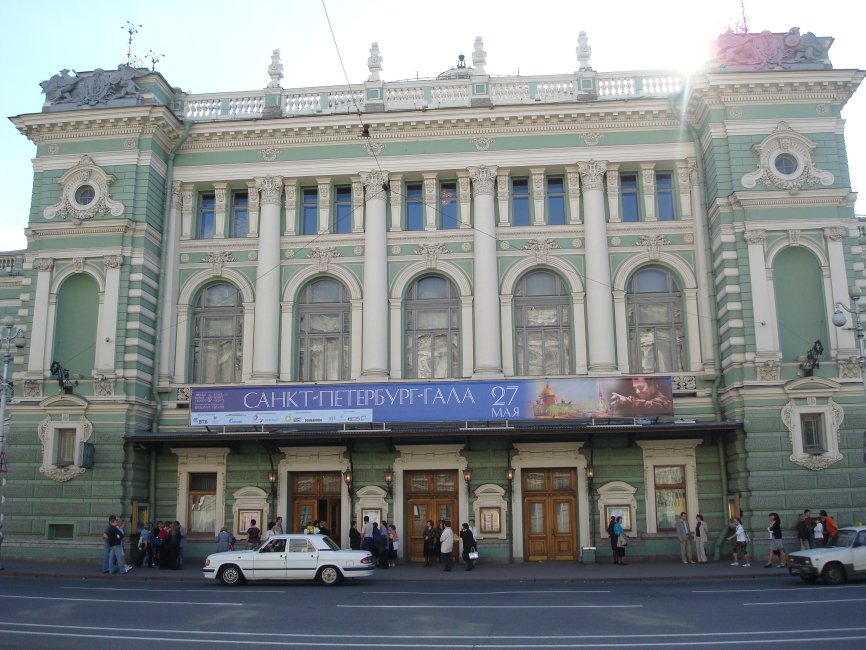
[267,49,284,88]
[121,21,142,66]
[472,36,487,74]
[577,31,592,71]
[367,42,383,82]
[457,54,466,69]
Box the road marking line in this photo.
[745,597,866,606]
[0,594,241,606]
[367,589,611,595]
[61,586,280,594]
[694,584,866,593]
[339,604,641,609]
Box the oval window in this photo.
[75,185,96,206]
[774,153,798,176]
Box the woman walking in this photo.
[607,516,618,564]
[765,512,787,568]
[387,524,399,567]
[613,516,627,565]
[459,522,476,571]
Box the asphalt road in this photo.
[0,575,864,648]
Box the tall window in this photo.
[297,278,350,381]
[653,466,686,531]
[800,414,826,454]
[405,275,459,378]
[547,177,566,225]
[656,173,675,221]
[621,174,640,222]
[188,473,217,535]
[406,182,424,231]
[301,188,318,235]
[334,186,352,234]
[55,428,77,467]
[626,268,684,373]
[198,192,216,238]
[230,191,249,238]
[440,182,458,229]
[192,283,243,384]
[514,271,571,375]
[512,178,530,226]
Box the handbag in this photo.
[468,550,479,560]
[617,533,628,548]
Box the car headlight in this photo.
[204,559,211,567]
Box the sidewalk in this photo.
[0,557,793,583]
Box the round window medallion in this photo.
[774,153,798,176]
[75,185,96,206]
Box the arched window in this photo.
[514,270,571,375]
[192,283,243,384]
[405,275,459,379]
[626,268,684,373]
[297,278,350,381]
[773,247,828,362]
[54,274,99,378]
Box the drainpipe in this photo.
[149,448,157,519]
[150,118,192,434]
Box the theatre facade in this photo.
[1,28,864,562]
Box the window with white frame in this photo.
[301,187,318,235]
[297,278,350,381]
[191,283,243,384]
[173,448,229,537]
[198,192,216,239]
[230,191,249,238]
[439,181,458,229]
[781,398,844,470]
[512,178,530,226]
[621,173,640,222]
[188,472,218,535]
[38,410,93,482]
[626,268,684,373]
[405,275,459,379]
[637,439,700,535]
[514,270,572,376]
[546,177,566,225]
[405,182,424,231]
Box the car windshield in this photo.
[828,530,856,547]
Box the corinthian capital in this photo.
[576,160,608,192]
[744,229,766,245]
[360,170,389,202]
[33,257,54,272]
[256,176,284,205]
[103,255,123,269]
[468,165,498,196]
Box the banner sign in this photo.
[190,376,673,426]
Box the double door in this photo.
[405,470,458,563]
[292,472,341,539]
[523,468,576,561]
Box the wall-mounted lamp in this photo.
[584,465,595,480]
[505,467,514,482]
[267,468,278,499]
[463,467,473,491]
[343,469,354,496]
[383,468,393,496]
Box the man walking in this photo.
[107,518,132,574]
[101,514,117,574]
[676,512,695,564]
[440,520,454,572]
[361,515,374,551]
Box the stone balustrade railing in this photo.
[0,253,23,275]
[179,71,682,121]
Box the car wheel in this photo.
[799,575,818,584]
[317,565,342,586]
[219,564,244,586]
[821,563,846,585]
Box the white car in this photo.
[202,534,375,586]
[788,526,866,585]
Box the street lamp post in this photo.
[832,286,866,397]
[0,316,26,570]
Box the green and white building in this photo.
[1,29,863,563]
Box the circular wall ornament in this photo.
[391,245,401,255]
[354,246,364,256]
[461,242,472,252]
[500,241,511,250]
[571,238,583,249]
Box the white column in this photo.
[825,227,856,354]
[640,163,656,222]
[213,182,227,237]
[676,161,693,220]
[468,165,502,377]
[360,170,390,379]
[27,257,54,377]
[531,168,545,225]
[566,166,581,224]
[684,288,702,371]
[251,175,283,381]
[578,160,617,373]
[350,298,363,378]
[159,181,182,383]
[496,169,510,226]
[744,229,779,358]
[687,159,712,370]
[612,289,629,373]
[317,177,331,234]
[96,255,122,374]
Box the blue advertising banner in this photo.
[190,376,673,426]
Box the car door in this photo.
[285,538,320,579]
[251,538,288,580]
[853,531,866,572]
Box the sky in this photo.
[1,0,864,251]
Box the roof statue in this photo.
[40,64,150,108]
[714,27,832,71]
[267,49,284,88]
[472,36,487,74]
[577,31,592,71]
[367,42,383,82]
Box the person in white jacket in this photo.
[694,514,710,563]
[439,520,454,572]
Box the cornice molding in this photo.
[728,188,855,209]
[11,105,183,144]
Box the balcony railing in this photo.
[0,252,23,275]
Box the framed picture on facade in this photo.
[479,507,501,534]
[238,509,263,536]
[131,501,150,533]
[362,509,381,525]
[605,505,632,531]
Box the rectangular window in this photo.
[439,182,458,229]
[654,465,686,531]
[801,414,826,454]
[334,186,352,234]
[198,193,216,238]
[547,177,566,225]
[301,188,318,235]
[512,179,530,226]
[406,183,424,231]
[230,192,249,238]
[55,428,76,467]
[47,524,74,540]
[621,174,640,222]
[656,173,675,221]
[188,472,217,535]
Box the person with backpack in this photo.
[726,516,751,567]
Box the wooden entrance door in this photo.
[291,472,341,538]
[405,470,458,563]
[522,468,576,561]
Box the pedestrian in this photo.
[371,522,387,568]
[263,521,277,541]
[349,521,361,550]
[246,518,261,548]
[274,516,284,534]
[107,518,132,574]
[101,514,117,573]
[725,516,751,567]
[176,521,187,570]
[437,519,446,563]
[388,524,399,567]
[796,513,812,550]
[164,521,181,570]
[318,520,331,538]
[803,509,816,548]
[137,521,154,568]
[765,512,787,568]
[361,515,373,551]
[440,520,454,572]
[813,516,825,547]
[423,520,437,566]
[820,510,837,542]
[694,514,709,563]
[676,512,695,564]
[607,515,618,564]
[459,522,476,571]
[216,526,232,552]
[614,516,627,565]
[152,521,166,568]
